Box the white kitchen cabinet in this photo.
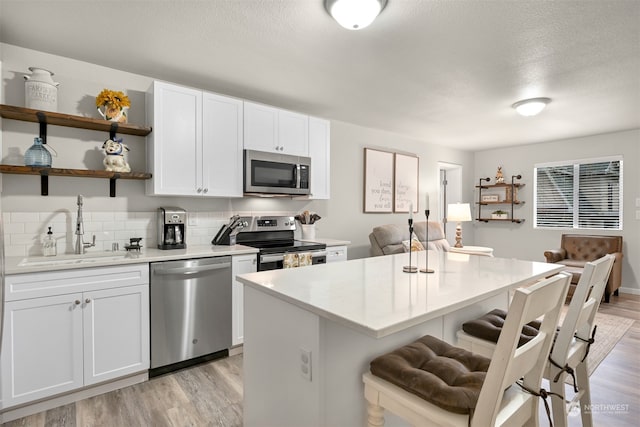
[309,117,330,199]
[1,264,149,410]
[244,101,309,156]
[1,294,84,408]
[146,81,243,197]
[83,284,150,386]
[326,245,348,263]
[231,254,257,346]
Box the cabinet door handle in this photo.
[85,298,91,304]
[203,188,208,194]
[75,300,81,305]
[196,188,203,193]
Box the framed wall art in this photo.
[364,148,394,213]
[394,153,419,213]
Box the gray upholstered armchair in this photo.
[544,234,623,303]
[369,221,450,256]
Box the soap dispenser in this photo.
[43,226,57,256]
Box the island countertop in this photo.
[237,251,564,338]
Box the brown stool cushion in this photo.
[370,335,490,415]
[462,308,541,346]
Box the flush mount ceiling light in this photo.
[324,0,388,30]
[511,97,551,117]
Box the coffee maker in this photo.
[157,207,186,250]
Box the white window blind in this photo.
[534,157,622,230]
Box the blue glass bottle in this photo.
[24,137,51,167]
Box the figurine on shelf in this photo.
[495,166,505,184]
[102,138,131,172]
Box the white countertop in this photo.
[307,238,351,247]
[237,251,564,338]
[4,244,259,275]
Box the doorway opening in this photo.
[438,162,463,245]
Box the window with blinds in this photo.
[534,157,622,230]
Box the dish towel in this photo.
[298,252,312,267]
[283,253,313,268]
[283,253,299,268]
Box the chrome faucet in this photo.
[75,194,96,254]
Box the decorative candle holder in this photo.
[403,218,418,273]
[420,210,434,273]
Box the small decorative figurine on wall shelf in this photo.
[102,138,131,172]
[96,88,130,123]
[495,166,505,184]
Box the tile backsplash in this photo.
[3,210,295,257]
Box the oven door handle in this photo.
[260,251,327,264]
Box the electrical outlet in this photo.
[300,348,312,381]
[636,198,640,208]
[188,213,198,226]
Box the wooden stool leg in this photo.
[366,401,385,427]
[576,362,594,427]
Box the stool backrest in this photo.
[552,254,615,364]
[472,272,571,426]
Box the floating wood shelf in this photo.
[476,176,525,224]
[0,104,152,140]
[477,217,525,224]
[0,165,152,197]
[477,201,526,205]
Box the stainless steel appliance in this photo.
[226,216,327,271]
[157,207,186,250]
[150,256,231,376]
[244,149,311,196]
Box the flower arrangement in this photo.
[96,89,130,123]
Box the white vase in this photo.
[24,67,59,112]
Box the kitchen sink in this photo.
[18,252,130,267]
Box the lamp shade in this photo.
[448,203,472,222]
[325,0,387,30]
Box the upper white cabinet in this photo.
[309,117,330,199]
[244,101,309,157]
[146,81,243,197]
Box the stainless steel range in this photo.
[218,216,327,271]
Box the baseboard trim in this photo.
[0,372,148,423]
[619,287,640,296]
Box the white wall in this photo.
[1,44,474,259]
[473,129,640,294]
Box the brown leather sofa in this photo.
[544,234,623,302]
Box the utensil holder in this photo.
[300,224,316,240]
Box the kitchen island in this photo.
[237,251,563,427]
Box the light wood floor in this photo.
[3,294,639,427]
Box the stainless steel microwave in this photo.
[244,150,311,196]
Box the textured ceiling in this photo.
[1,0,639,150]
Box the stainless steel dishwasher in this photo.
[150,256,232,375]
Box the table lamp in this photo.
[448,203,472,248]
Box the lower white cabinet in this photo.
[326,245,348,263]
[0,264,149,410]
[232,254,257,346]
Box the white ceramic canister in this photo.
[24,67,59,112]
